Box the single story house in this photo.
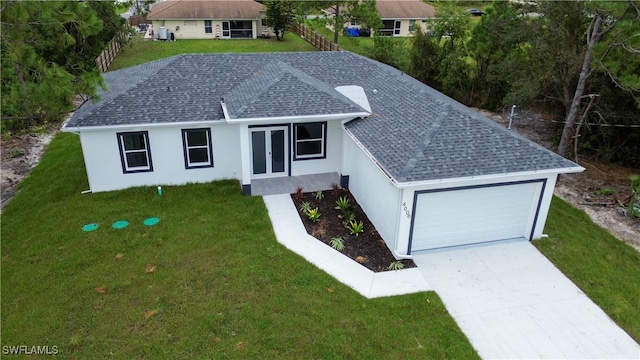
[147,0,266,40]
[324,0,436,37]
[376,0,436,36]
[63,52,583,257]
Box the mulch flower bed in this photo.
[290,186,415,272]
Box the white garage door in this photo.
[409,181,544,252]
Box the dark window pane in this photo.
[189,148,209,164]
[251,131,266,174]
[126,151,148,167]
[123,134,145,151]
[297,141,322,156]
[296,123,323,140]
[271,129,285,173]
[187,130,208,146]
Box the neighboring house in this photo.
[324,0,436,37]
[376,0,436,36]
[63,52,583,257]
[147,0,266,40]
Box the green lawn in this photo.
[0,133,478,358]
[109,35,318,71]
[535,197,640,342]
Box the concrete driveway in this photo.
[412,240,639,359]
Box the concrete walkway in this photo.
[413,241,640,359]
[262,194,431,298]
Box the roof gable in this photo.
[222,61,367,119]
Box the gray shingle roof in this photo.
[223,61,367,119]
[67,52,579,182]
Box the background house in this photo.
[325,0,436,37]
[63,52,582,257]
[376,0,436,36]
[147,0,266,39]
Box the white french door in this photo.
[249,126,288,179]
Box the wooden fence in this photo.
[95,32,127,73]
[128,15,147,27]
[291,23,341,52]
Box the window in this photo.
[182,128,213,169]
[117,131,153,173]
[294,122,326,160]
[204,20,212,34]
[409,20,416,32]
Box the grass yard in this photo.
[109,34,318,71]
[0,133,478,358]
[535,198,640,342]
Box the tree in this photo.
[1,1,124,131]
[408,26,439,89]
[264,0,296,41]
[300,1,381,44]
[467,1,524,109]
[428,2,473,102]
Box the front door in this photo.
[250,127,288,178]
[221,21,230,38]
[394,21,401,36]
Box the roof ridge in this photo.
[223,61,367,118]
[396,104,450,182]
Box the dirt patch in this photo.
[1,129,56,210]
[476,108,640,251]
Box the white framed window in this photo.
[117,131,153,173]
[182,128,213,169]
[294,122,326,160]
[204,20,212,34]
[409,20,416,32]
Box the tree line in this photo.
[1,1,128,132]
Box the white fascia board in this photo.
[395,165,585,189]
[61,120,226,133]
[225,112,371,125]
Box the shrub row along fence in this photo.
[291,23,341,52]
[95,32,127,72]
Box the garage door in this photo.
[409,181,545,253]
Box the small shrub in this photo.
[306,207,321,222]
[347,220,364,236]
[335,196,351,212]
[299,201,311,213]
[388,261,405,271]
[314,190,324,200]
[312,218,328,238]
[331,182,341,196]
[330,237,345,251]
[294,185,304,199]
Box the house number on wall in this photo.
[402,202,411,219]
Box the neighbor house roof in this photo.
[147,0,264,20]
[376,0,436,19]
[324,0,436,20]
[66,52,580,183]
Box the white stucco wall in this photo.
[78,124,242,192]
[150,20,260,39]
[342,135,401,254]
[290,121,343,176]
[394,172,560,256]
